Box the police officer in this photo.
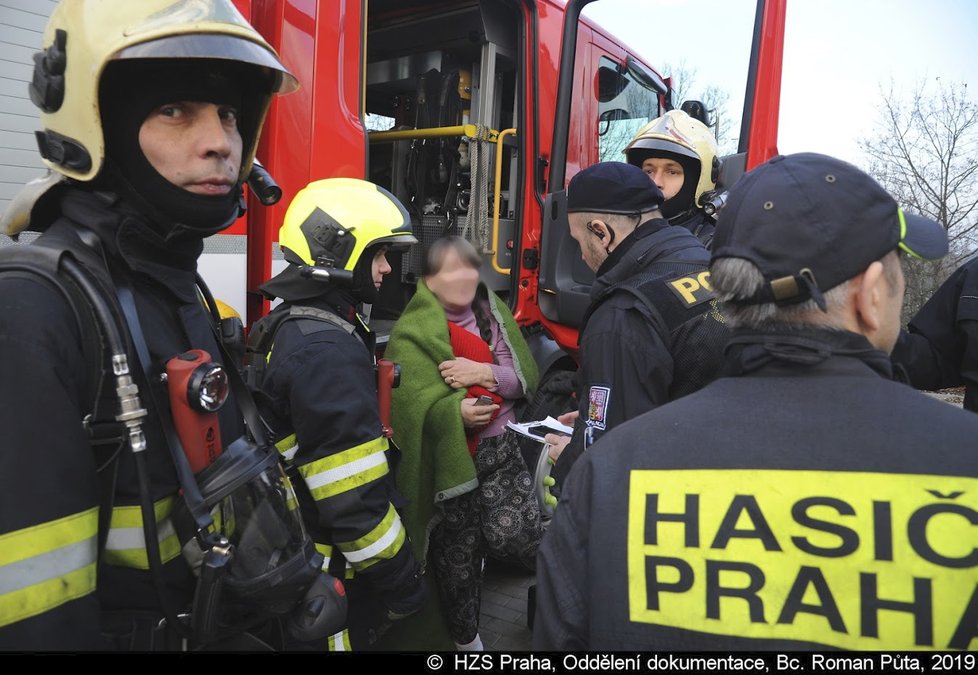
[891,256,978,412]
[550,162,728,487]
[249,178,425,650]
[0,0,297,650]
[535,153,978,651]
[625,109,722,247]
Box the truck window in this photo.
[596,57,660,162]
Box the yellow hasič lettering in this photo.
[626,470,978,650]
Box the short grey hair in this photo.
[710,257,851,329]
[570,209,662,232]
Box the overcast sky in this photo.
[583,0,978,168]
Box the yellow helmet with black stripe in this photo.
[278,178,417,272]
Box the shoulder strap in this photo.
[244,303,352,387]
[288,305,356,334]
[0,240,122,566]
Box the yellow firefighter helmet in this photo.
[278,178,418,273]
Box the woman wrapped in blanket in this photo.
[384,236,542,651]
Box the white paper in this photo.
[506,416,574,442]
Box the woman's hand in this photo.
[460,397,499,428]
[440,357,496,389]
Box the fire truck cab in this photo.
[235,0,784,416]
[0,0,785,417]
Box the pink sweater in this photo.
[445,303,523,438]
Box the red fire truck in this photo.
[232,0,786,411]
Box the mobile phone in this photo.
[475,395,494,406]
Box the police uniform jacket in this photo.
[256,294,424,622]
[0,188,245,649]
[553,218,724,485]
[536,327,978,651]
[892,257,978,412]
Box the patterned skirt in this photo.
[429,429,543,643]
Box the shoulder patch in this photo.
[587,385,611,430]
[667,270,715,307]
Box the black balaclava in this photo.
[98,59,261,239]
[353,243,385,305]
[652,149,701,220]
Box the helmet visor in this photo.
[113,34,298,94]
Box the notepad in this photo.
[506,416,574,442]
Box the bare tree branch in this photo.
[859,78,978,322]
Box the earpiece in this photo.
[586,221,605,240]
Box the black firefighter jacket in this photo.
[256,297,424,629]
[535,328,978,651]
[0,189,244,649]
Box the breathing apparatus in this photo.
[69,253,347,647]
[17,0,343,647]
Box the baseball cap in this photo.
[567,161,664,215]
[712,152,947,309]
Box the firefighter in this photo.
[891,256,978,413]
[534,153,978,651]
[625,109,722,247]
[549,162,729,488]
[250,178,425,650]
[0,0,304,650]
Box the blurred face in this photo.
[139,101,242,195]
[641,157,685,201]
[425,246,480,311]
[371,246,392,289]
[568,213,609,272]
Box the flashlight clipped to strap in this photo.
[165,349,229,473]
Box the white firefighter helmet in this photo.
[29,0,298,184]
[624,109,720,209]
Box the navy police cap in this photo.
[567,161,664,215]
[712,152,948,308]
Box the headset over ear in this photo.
[586,220,617,245]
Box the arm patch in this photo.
[667,270,716,307]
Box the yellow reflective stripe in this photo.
[0,507,97,566]
[0,565,96,629]
[0,508,98,627]
[314,542,356,579]
[315,542,334,571]
[328,629,351,652]
[298,436,390,501]
[103,497,182,569]
[107,496,175,529]
[275,434,298,462]
[336,504,406,571]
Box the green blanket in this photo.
[377,280,538,649]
